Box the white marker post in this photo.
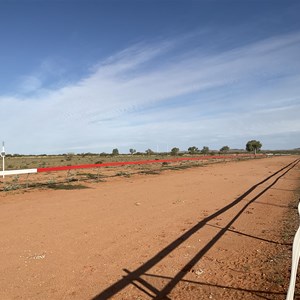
[1,142,5,178]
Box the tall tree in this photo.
[220,146,230,153]
[201,146,209,154]
[170,147,179,156]
[188,146,199,154]
[129,148,136,155]
[246,140,262,154]
[145,149,154,155]
[112,148,119,156]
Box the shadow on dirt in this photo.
[129,272,291,299]
[205,223,292,246]
[92,159,300,300]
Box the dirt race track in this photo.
[1,156,300,300]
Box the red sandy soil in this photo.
[0,156,299,300]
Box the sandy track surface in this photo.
[0,156,299,299]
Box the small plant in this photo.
[115,171,130,177]
[47,178,56,186]
[66,170,78,183]
[3,175,20,191]
[64,152,75,161]
[272,274,285,285]
[85,173,98,179]
[3,185,15,191]
[12,175,19,183]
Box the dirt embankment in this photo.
[0,156,299,299]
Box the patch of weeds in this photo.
[47,183,89,190]
[140,170,161,175]
[13,175,19,182]
[4,175,21,191]
[47,178,56,185]
[84,173,98,179]
[271,273,285,285]
[3,184,18,191]
[67,177,78,183]
[115,171,131,177]
[66,170,78,183]
[167,166,185,171]
[77,172,105,181]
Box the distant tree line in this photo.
[108,140,262,156]
[7,140,263,157]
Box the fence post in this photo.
[286,202,300,300]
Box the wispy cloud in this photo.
[1,30,300,153]
[15,57,68,95]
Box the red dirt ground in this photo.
[0,156,299,300]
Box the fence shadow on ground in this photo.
[253,201,295,209]
[127,272,293,300]
[92,159,300,300]
[206,223,292,246]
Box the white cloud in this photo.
[19,76,42,93]
[1,31,300,153]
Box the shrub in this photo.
[112,148,119,156]
[170,147,179,156]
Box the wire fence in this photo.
[0,154,260,192]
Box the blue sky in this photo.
[0,0,300,154]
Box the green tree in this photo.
[220,146,230,153]
[201,146,209,154]
[170,147,179,156]
[112,148,119,156]
[145,148,154,155]
[246,140,262,154]
[129,148,136,155]
[188,146,199,154]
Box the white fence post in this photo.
[286,202,300,300]
[0,141,5,179]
